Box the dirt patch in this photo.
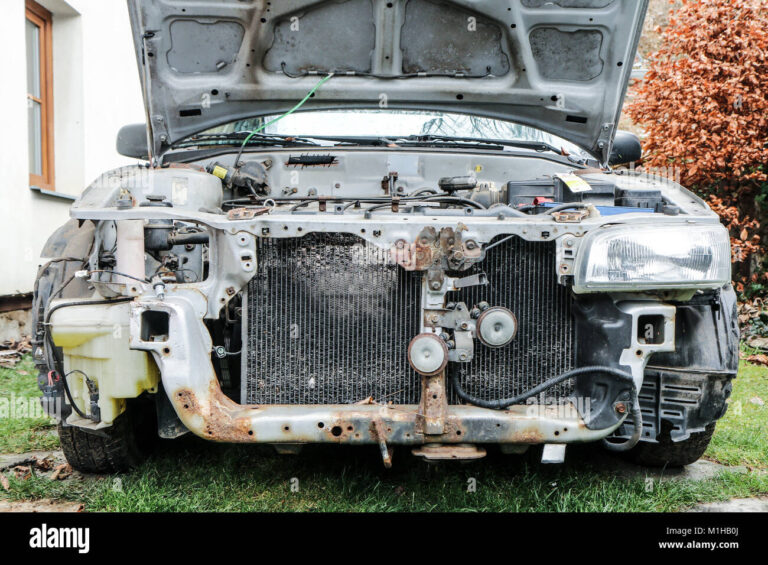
[689,497,768,513]
[0,450,66,472]
[0,499,84,513]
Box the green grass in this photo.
[0,356,58,454]
[2,440,766,512]
[705,361,768,468]
[0,356,766,512]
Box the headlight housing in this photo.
[573,224,731,292]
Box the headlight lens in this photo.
[574,224,731,291]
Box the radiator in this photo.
[243,233,575,406]
[447,236,576,404]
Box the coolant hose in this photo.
[450,365,642,451]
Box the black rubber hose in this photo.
[168,231,209,246]
[545,202,590,214]
[450,365,642,451]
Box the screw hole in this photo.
[331,426,343,437]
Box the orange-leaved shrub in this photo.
[626,0,768,294]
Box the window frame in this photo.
[26,0,55,191]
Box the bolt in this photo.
[430,314,439,324]
[614,403,627,414]
[460,322,469,330]
[226,287,236,296]
[395,239,406,249]
[431,281,441,290]
[565,239,574,248]
[466,240,477,250]
[459,353,468,361]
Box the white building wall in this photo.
[0,0,145,297]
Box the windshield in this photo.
[202,110,583,153]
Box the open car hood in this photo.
[127,0,648,161]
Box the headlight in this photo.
[573,224,731,292]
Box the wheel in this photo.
[624,422,716,467]
[58,399,157,473]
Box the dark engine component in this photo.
[286,154,337,166]
[145,224,209,251]
[614,187,663,209]
[506,177,616,207]
[438,175,477,193]
[208,160,269,196]
[243,234,576,406]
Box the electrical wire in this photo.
[89,270,151,284]
[60,369,93,420]
[233,73,335,166]
[42,298,134,420]
[545,202,589,215]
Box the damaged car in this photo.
[32,0,738,472]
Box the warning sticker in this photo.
[555,172,592,193]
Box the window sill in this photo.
[30,185,76,202]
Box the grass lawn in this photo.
[0,356,59,454]
[1,357,766,512]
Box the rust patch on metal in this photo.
[419,371,447,435]
[412,444,486,461]
[173,381,255,442]
[227,207,270,220]
[509,428,545,444]
[391,226,481,272]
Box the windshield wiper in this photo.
[395,134,566,155]
[172,132,323,150]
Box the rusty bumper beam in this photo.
[129,295,623,446]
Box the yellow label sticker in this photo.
[212,165,228,180]
[555,172,592,193]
